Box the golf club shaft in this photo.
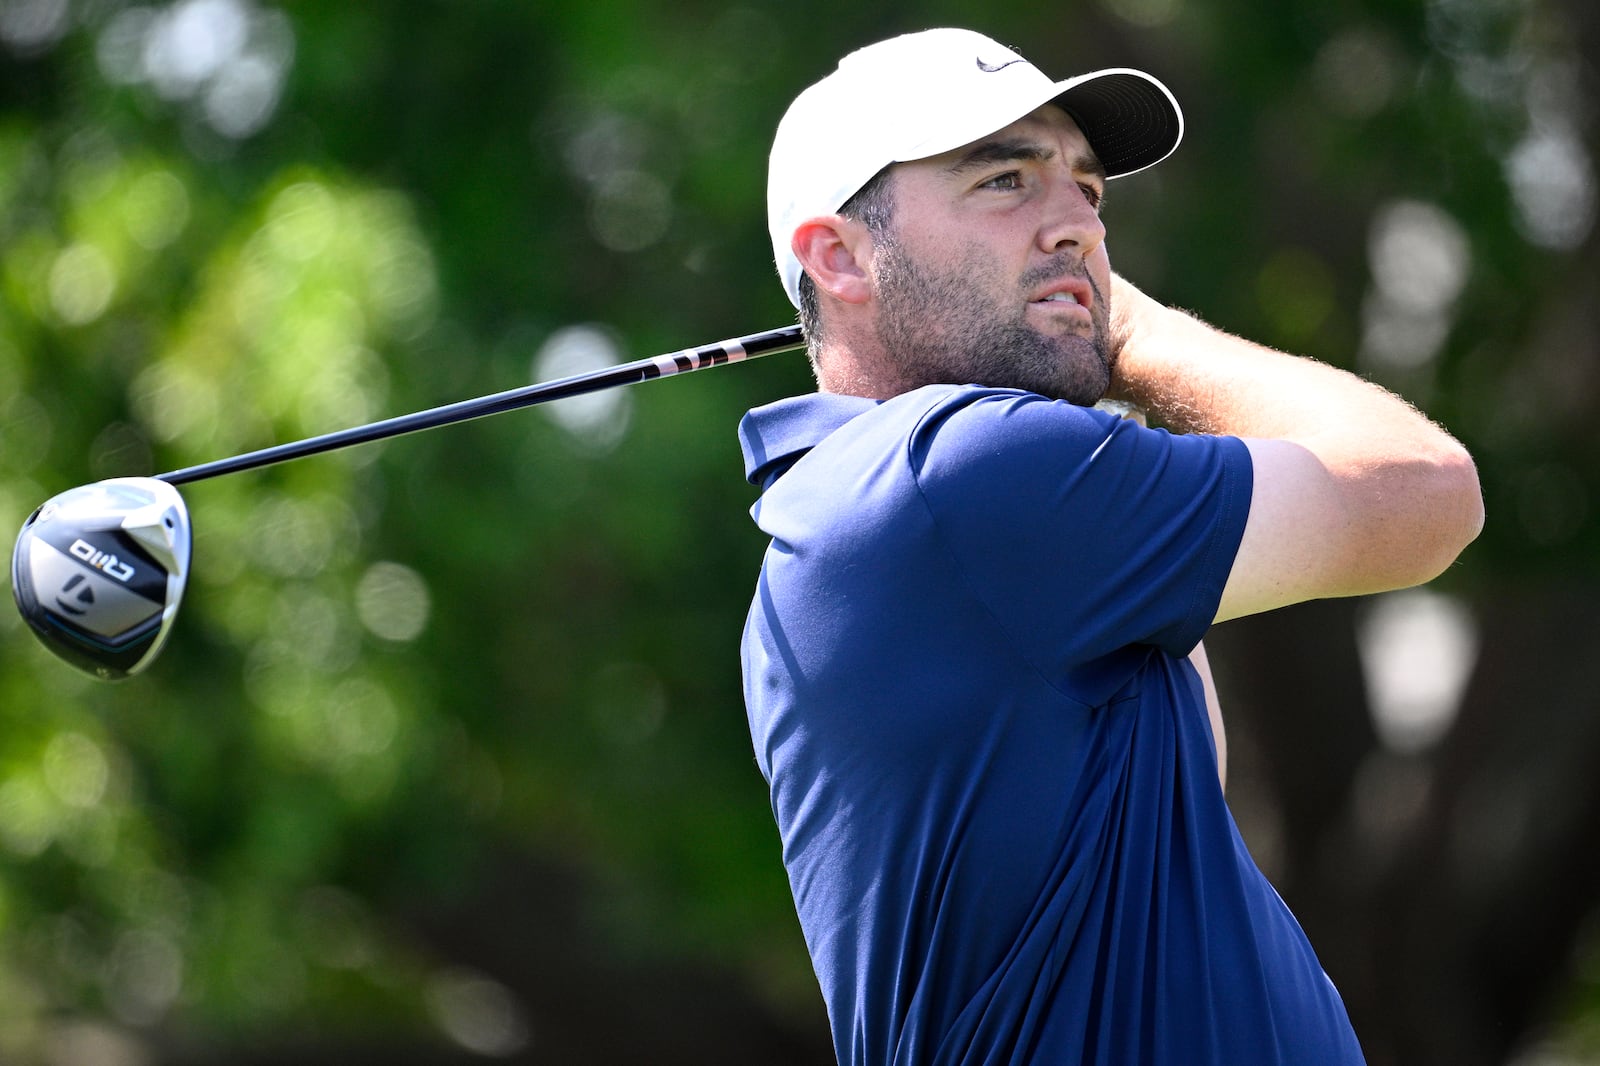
[157,325,804,486]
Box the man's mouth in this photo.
[1029,278,1094,310]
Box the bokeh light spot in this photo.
[48,243,117,326]
[205,51,285,138]
[326,677,399,759]
[43,732,110,809]
[1256,247,1336,344]
[1507,126,1597,251]
[1358,589,1478,753]
[265,181,337,263]
[131,359,222,445]
[355,561,431,643]
[1313,28,1401,119]
[0,0,68,54]
[106,928,184,1025]
[1369,200,1470,314]
[125,169,191,250]
[531,325,632,451]
[0,777,57,857]
[588,169,672,253]
[249,496,337,577]
[1361,200,1469,369]
[427,968,531,1058]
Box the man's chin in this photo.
[1054,375,1112,407]
[1041,337,1111,405]
[997,367,1107,406]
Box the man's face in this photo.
[867,105,1114,405]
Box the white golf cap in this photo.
[768,28,1184,308]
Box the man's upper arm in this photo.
[1215,436,1477,623]
[1215,438,1343,623]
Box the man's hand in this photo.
[1106,273,1484,623]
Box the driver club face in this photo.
[11,477,191,681]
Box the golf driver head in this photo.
[11,477,191,681]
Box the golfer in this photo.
[738,27,1483,1066]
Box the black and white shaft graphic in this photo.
[12,324,804,680]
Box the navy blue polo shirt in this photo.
[738,385,1365,1065]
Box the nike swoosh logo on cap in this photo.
[976,56,1025,73]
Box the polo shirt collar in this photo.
[739,392,880,489]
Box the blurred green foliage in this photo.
[0,0,1595,1062]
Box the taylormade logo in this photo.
[976,56,1025,73]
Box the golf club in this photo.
[12,324,804,680]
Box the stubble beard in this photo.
[871,233,1113,406]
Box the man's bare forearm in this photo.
[1111,276,1440,447]
[1107,274,1485,609]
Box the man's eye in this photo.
[981,172,1022,191]
[1080,183,1105,209]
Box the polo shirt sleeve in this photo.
[905,388,1252,684]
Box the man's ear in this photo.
[792,216,874,305]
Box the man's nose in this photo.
[1038,179,1107,258]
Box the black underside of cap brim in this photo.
[1054,73,1180,177]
